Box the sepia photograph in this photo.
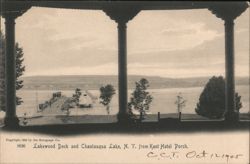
[0,1,249,163]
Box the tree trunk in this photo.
[140,110,143,121]
[106,105,110,115]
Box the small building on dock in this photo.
[78,92,93,108]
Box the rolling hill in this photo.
[20,75,249,90]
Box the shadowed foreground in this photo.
[1,120,249,136]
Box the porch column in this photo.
[209,3,248,122]
[4,15,19,127]
[224,18,237,121]
[117,21,128,117]
[2,4,30,128]
[103,7,140,122]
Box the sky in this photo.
[0,7,249,78]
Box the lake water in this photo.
[13,85,249,117]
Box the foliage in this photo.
[195,76,242,119]
[175,92,186,113]
[99,84,116,114]
[72,88,82,106]
[128,78,153,120]
[15,43,25,105]
[0,31,5,111]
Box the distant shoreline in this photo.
[20,75,249,90]
[20,84,249,91]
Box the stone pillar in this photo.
[103,7,140,123]
[209,3,248,122]
[4,15,19,127]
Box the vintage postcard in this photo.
[0,1,249,163]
